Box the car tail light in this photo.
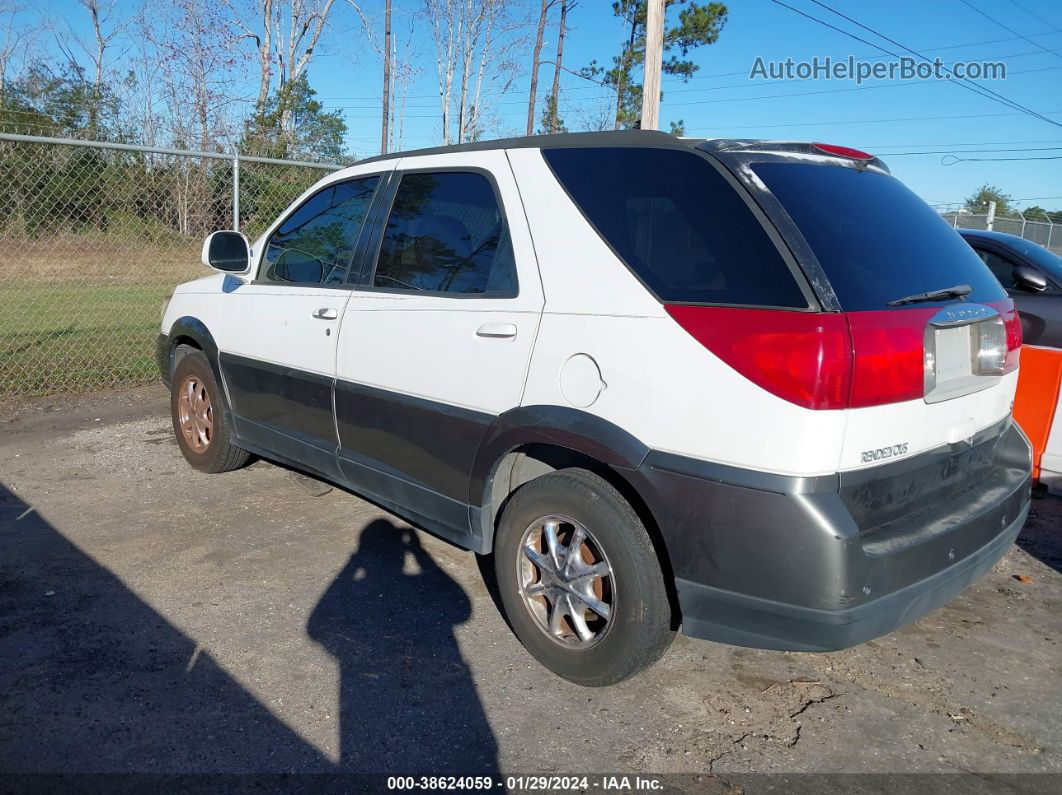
[664,306,853,409]
[970,316,1008,375]
[812,143,875,161]
[988,299,1022,373]
[848,309,937,407]
[665,305,938,410]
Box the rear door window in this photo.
[372,172,517,296]
[752,162,1006,311]
[543,147,807,307]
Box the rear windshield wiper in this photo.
[887,283,971,307]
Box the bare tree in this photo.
[226,0,274,114]
[543,0,573,133]
[425,0,456,145]
[52,0,125,136]
[525,0,554,136]
[572,94,614,132]
[126,8,166,146]
[152,0,248,150]
[426,0,528,145]
[0,0,40,98]
[275,0,334,91]
[80,0,114,135]
[231,0,335,129]
[390,15,420,151]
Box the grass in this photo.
[0,233,206,395]
[0,283,169,395]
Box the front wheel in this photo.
[493,468,675,686]
[170,350,249,473]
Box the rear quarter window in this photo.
[752,162,1006,311]
[543,147,808,308]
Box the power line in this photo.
[885,145,1062,156]
[305,32,1062,104]
[768,0,1060,132]
[663,63,1061,108]
[1005,0,1062,33]
[960,0,1062,61]
[315,61,1062,117]
[932,194,1062,204]
[661,29,1062,83]
[684,107,1062,132]
[767,0,1026,116]
[869,138,1062,149]
[801,0,1062,130]
[943,153,1062,163]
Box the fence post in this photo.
[232,152,240,232]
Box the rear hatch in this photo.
[703,141,1021,468]
[704,141,1029,546]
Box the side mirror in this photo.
[1013,265,1048,293]
[202,230,251,274]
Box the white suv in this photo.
[158,130,1032,686]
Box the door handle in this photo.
[476,322,517,339]
[312,307,338,320]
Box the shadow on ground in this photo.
[309,519,499,773]
[0,483,497,775]
[1016,495,1062,575]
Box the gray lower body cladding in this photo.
[156,340,1032,651]
[156,333,171,389]
[633,419,1032,652]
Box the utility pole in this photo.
[986,200,997,231]
[641,0,665,130]
[381,0,392,154]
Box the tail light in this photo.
[848,309,937,407]
[989,299,1022,373]
[663,306,852,409]
[664,304,1003,410]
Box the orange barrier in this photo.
[1013,345,1062,480]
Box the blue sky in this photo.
[35,0,1062,211]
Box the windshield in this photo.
[752,162,1007,311]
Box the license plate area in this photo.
[924,306,1005,404]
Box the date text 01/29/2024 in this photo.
[386,776,664,791]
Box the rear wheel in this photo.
[494,468,674,686]
[170,350,249,473]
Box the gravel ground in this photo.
[1,385,1061,790]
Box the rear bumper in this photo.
[631,419,1032,652]
[674,505,1025,651]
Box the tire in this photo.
[493,468,674,686]
[169,350,249,473]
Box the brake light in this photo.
[665,305,938,410]
[664,306,852,409]
[847,309,937,407]
[812,143,875,161]
[988,298,1022,373]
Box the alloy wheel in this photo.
[517,515,615,648]
[177,374,213,453]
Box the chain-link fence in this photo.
[0,133,338,396]
[940,209,1061,255]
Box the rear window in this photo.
[543,147,807,307]
[752,162,1006,311]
